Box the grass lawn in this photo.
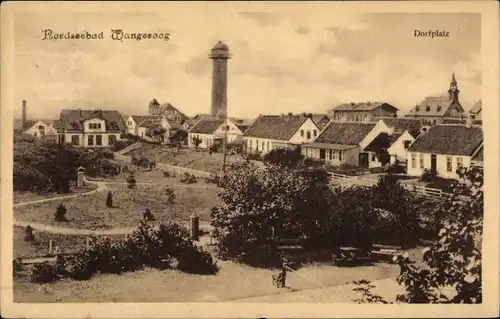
[13,259,400,303]
[13,226,123,258]
[14,182,222,230]
[13,184,98,204]
[126,144,246,174]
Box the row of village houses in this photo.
[18,76,484,180]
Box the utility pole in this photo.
[220,125,229,181]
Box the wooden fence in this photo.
[328,172,451,200]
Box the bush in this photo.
[132,155,151,168]
[30,262,60,283]
[163,171,170,177]
[24,225,35,241]
[387,164,406,174]
[165,187,176,204]
[67,249,98,280]
[180,173,197,184]
[177,246,219,274]
[127,172,136,189]
[55,203,67,221]
[96,150,115,160]
[204,172,222,185]
[106,191,113,208]
[13,257,24,277]
[111,139,136,152]
[143,208,156,221]
[419,169,437,183]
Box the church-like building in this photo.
[405,73,467,125]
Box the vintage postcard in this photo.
[1,1,499,318]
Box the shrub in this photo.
[165,187,176,204]
[127,172,136,189]
[55,203,67,222]
[204,172,222,185]
[132,155,151,168]
[180,173,197,184]
[143,208,156,221]
[387,164,406,174]
[163,171,170,177]
[177,246,219,274]
[13,257,24,277]
[30,262,60,283]
[263,147,303,169]
[111,139,136,152]
[106,191,113,208]
[24,225,35,241]
[67,249,97,280]
[419,169,437,183]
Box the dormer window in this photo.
[415,105,420,112]
[437,105,442,112]
[425,105,431,112]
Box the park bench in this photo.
[332,247,373,267]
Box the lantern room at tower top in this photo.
[209,41,232,59]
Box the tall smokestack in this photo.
[22,100,27,127]
[209,41,231,119]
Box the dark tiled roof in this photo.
[193,114,214,120]
[364,133,391,152]
[235,124,250,132]
[472,147,483,161]
[379,118,428,137]
[304,142,357,151]
[243,115,309,140]
[189,119,225,134]
[132,116,155,125]
[408,96,465,116]
[159,103,190,121]
[407,125,483,156]
[312,115,330,129]
[470,100,482,114]
[314,122,376,146]
[333,102,398,112]
[59,109,126,132]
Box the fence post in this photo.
[48,239,53,255]
[86,237,90,250]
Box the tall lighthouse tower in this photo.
[210,41,231,119]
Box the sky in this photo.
[13,9,481,120]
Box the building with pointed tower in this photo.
[405,73,466,125]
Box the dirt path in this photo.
[13,178,215,236]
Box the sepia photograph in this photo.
[1,1,499,318]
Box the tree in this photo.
[106,191,113,208]
[376,149,391,166]
[372,173,421,249]
[210,163,333,266]
[127,172,136,189]
[55,203,68,221]
[191,136,202,148]
[262,147,304,169]
[353,167,483,304]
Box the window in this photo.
[420,154,424,169]
[411,154,416,168]
[339,151,343,161]
[300,130,304,137]
[256,140,259,151]
[306,131,311,139]
[39,125,44,129]
[471,115,476,120]
[128,121,132,126]
[403,140,411,149]
[371,154,376,161]
[96,135,102,146]
[262,141,265,150]
[446,156,453,172]
[328,150,333,160]
[88,135,94,146]
[267,141,270,151]
[71,135,80,145]
[109,135,117,145]
[249,139,253,150]
[332,151,336,160]
[313,130,317,137]
[98,123,101,129]
[141,131,144,137]
[457,157,463,169]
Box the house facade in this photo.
[301,120,392,168]
[56,109,126,148]
[387,130,416,165]
[188,119,225,149]
[405,73,466,125]
[330,102,398,123]
[406,124,483,179]
[243,114,320,155]
[23,120,58,138]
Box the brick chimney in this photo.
[22,100,27,127]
